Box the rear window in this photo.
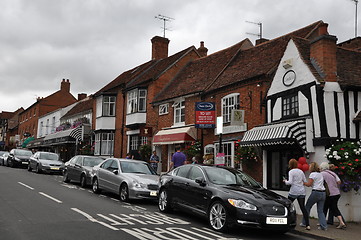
[14,149,32,157]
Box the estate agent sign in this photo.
[195,102,216,128]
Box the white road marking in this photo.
[71,208,119,231]
[39,192,63,203]
[110,198,120,202]
[18,182,34,190]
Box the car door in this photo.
[170,165,192,206]
[97,159,113,191]
[66,157,77,180]
[185,166,211,215]
[29,152,37,169]
[72,156,83,182]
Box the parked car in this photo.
[0,151,9,166]
[28,151,64,174]
[63,155,104,187]
[158,164,296,233]
[91,158,159,202]
[7,149,33,168]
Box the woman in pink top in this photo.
[320,162,346,229]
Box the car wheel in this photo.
[92,178,101,194]
[208,201,228,232]
[63,171,70,183]
[9,160,14,168]
[27,164,32,172]
[119,183,129,202]
[36,164,42,174]
[80,174,86,188]
[158,188,172,213]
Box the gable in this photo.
[267,39,319,97]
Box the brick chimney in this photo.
[197,41,208,57]
[151,36,170,60]
[310,23,338,82]
[60,79,70,92]
[78,93,87,101]
[255,38,269,46]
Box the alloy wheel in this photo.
[209,202,227,231]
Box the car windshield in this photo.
[83,157,104,167]
[14,149,32,157]
[204,167,261,188]
[120,161,156,175]
[39,153,59,161]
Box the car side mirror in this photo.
[195,177,206,186]
[113,170,119,175]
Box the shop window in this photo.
[222,93,240,123]
[215,141,234,167]
[282,94,298,118]
[267,148,303,191]
[103,96,116,116]
[129,135,148,152]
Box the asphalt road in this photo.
[0,166,315,240]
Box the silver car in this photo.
[91,158,159,202]
[28,151,64,174]
[0,151,9,166]
[63,155,104,187]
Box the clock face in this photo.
[283,70,296,86]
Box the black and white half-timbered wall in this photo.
[241,22,361,221]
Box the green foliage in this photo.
[139,144,152,161]
[234,141,258,167]
[326,140,361,192]
[184,141,202,159]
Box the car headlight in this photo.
[228,199,257,211]
[133,181,147,189]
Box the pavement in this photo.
[291,214,359,240]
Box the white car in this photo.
[91,158,159,202]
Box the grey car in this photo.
[91,158,159,202]
[8,149,32,168]
[0,151,9,166]
[28,151,64,174]
[63,155,104,187]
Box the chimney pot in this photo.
[60,79,70,92]
[197,41,208,57]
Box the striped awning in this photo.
[240,120,307,155]
[153,126,197,145]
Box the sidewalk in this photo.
[291,215,360,240]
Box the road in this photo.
[0,166,315,240]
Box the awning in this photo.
[27,138,45,148]
[153,126,197,145]
[22,137,35,148]
[240,120,307,155]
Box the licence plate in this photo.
[150,191,157,196]
[22,162,29,165]
[266,217,287,225]
[51,167,59,170]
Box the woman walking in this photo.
[320,162,347,229]
[284,159,310,230]
[303,162,327,230]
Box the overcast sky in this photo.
[0,0,359,112]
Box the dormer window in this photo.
[127,89,147,114]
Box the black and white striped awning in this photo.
[240,120,307,155]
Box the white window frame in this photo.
[127,89,147,114]
[94,132,114,156]
[159,103,169,115]
[103,96,116,116]
[173,100,185,125]
[222,93,240,123]
[215,141,235,168]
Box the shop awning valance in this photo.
[153,126,197,145]
[240,120,307,155]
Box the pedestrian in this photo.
[125,153,131,159]
[283,158,310,230]
[149,151,159,172]
[320,162,347,229]
[169,146,186,170]
[303,162,327,230]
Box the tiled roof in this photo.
[152,21,324,102]
[95,46,197,96]
[152,39,253,103]
[337,47,361,89]
[61,97,94,119]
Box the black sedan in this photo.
[63,155,104,187]
[158,164,296,233]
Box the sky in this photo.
[0,0,359,112]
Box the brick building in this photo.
[92,36,201,161]
[18,79,77,147]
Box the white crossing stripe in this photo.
[39,192,63,203]
[18,182,34,190]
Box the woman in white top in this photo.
[284,158,310,230]
[303,162,327,230]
